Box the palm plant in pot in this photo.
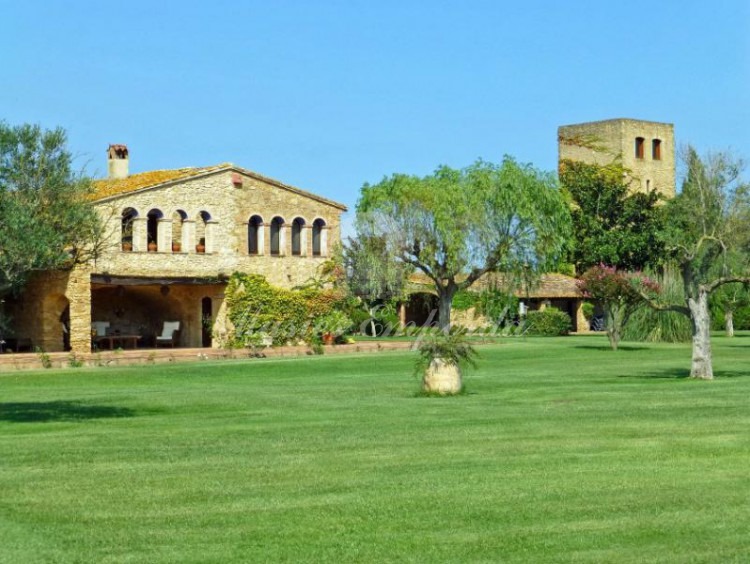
[316,310,353,345]
[415,327,478,395]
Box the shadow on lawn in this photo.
[573,344,650,352]
[618,368,749,380]
[0,401,136,423]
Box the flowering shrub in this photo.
[577,264,660,350]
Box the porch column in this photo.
[575,300,588,333]
[157,218,172,253]
[68,272,92,355]
[132,217,148,252]
[182,219,196,253]
[399,302,407,329]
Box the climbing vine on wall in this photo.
[225,273,349,347]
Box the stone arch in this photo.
[312,218,327,256]
[121,207,138,251]
[146,208,164,251]
[171,209,188,252]
[43,293,71,352]
[291,217,306,256]
[247,214,264,255]
[270,216,285,256]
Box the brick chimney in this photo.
[107,144,129,179]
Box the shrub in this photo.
[581,301,595,320]
[525,308,572,336]
[452,291,478,311]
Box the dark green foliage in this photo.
[414,327,479,375]
[560,159,667,271]
[476,287,519,325]
[525,307,572,336]
[0,123,102,295]
[451,290,478,311]
[225,273,350,346]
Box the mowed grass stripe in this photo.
[1,334,749,562]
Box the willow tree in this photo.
[355,158,571,331]
[644,147,750,379]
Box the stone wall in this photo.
[94,169,344,288]
[559,118,675,198]
[7,267,92,354]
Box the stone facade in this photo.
[558,118,675,198]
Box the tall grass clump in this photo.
[623,265,692,343]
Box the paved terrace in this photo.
[0,342,416,372]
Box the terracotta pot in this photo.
[196,243,206,254]
[322,332,335,345]
[148,241,158,252]
[172,242,182,252]
[122,242,133,252]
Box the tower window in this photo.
[635,137,645,159]
[652,139,662,160]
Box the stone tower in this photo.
[558,118,675,198]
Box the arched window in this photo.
[312,218,326,256]
[196,210,211,253]
[270,216,284,256]
[248,215,263,255]
[291,217,305,256]
[635,137,645,159]
[147,209,163,251]
[121,208,138,251]
[172,210,187,252]
[652,139,662,160]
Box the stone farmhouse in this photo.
[2,117,675,354]
[4,145,346,354]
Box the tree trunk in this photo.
[437,289,455,333]
[688,290,713,380]
[604,303,624,351]
[423,358,462,394]
[725,309,734,338]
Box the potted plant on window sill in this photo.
[147,239,158,252]
[196,238,206,253]
[172,241,182,252]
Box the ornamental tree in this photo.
[577,264,660,350]
[355,157,571,332]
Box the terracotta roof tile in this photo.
[91,164,230,201]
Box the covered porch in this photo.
[90,275,228,350]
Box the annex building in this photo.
[4,145,346,354]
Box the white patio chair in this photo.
[156,321,180,347]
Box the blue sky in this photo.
[2,1,748,234]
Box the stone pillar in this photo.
[399,302,407,329]
[321,226,329,257]
[301,225,310,256]
[212,294,228,349]
[132,217,148,252]
[67,269,92,355]
[263,223,271,255]
[257,223,265,255]
[204,220,219,254]
[157,218,172,253]
[280,223,288,256]
[182,220,196,253]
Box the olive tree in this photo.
[642,147,750,379]
[0,123,102,297]
[355,157,571,331]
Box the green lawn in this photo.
[2,334,750,563]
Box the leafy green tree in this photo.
[355,157,571,332]
[641,147,750,379]
[559,159,667,272]
[0,123,102,297]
